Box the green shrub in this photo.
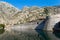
[44,8,48,16]
[0,24,5,29]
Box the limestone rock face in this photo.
[45,6,60,15]
[0,1,46,26]
[0,1,21,24]
[0,1,60,30]
[0,1,20,17]
[44,14,60,31]
[44,7,60,31]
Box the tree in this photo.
[44,8,48,16]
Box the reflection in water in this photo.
[35,30,50,40]
[53,30,60,38]
[0,29,60,40]
[53,21,60,39]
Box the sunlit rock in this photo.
[0,1,46,28]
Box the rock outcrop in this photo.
[0,1,46,27]
[1,1,60,31]
[44,6,60,31]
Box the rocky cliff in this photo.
[44,6,60,31]
[0,1,46,26]
[0,1,60,27]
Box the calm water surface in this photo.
[0,29,60,40]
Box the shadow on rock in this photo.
[35,16,49,30]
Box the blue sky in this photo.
[0,0,60,9]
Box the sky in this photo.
[0,0,60,9]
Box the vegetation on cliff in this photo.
[0,24,5,29]
[0,1,60,26]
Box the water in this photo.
[0,29,60,40]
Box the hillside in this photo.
[0,1,60,26]
[0,1,46,25]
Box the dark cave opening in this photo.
[53,22,60,31]
[53,22,60,38]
